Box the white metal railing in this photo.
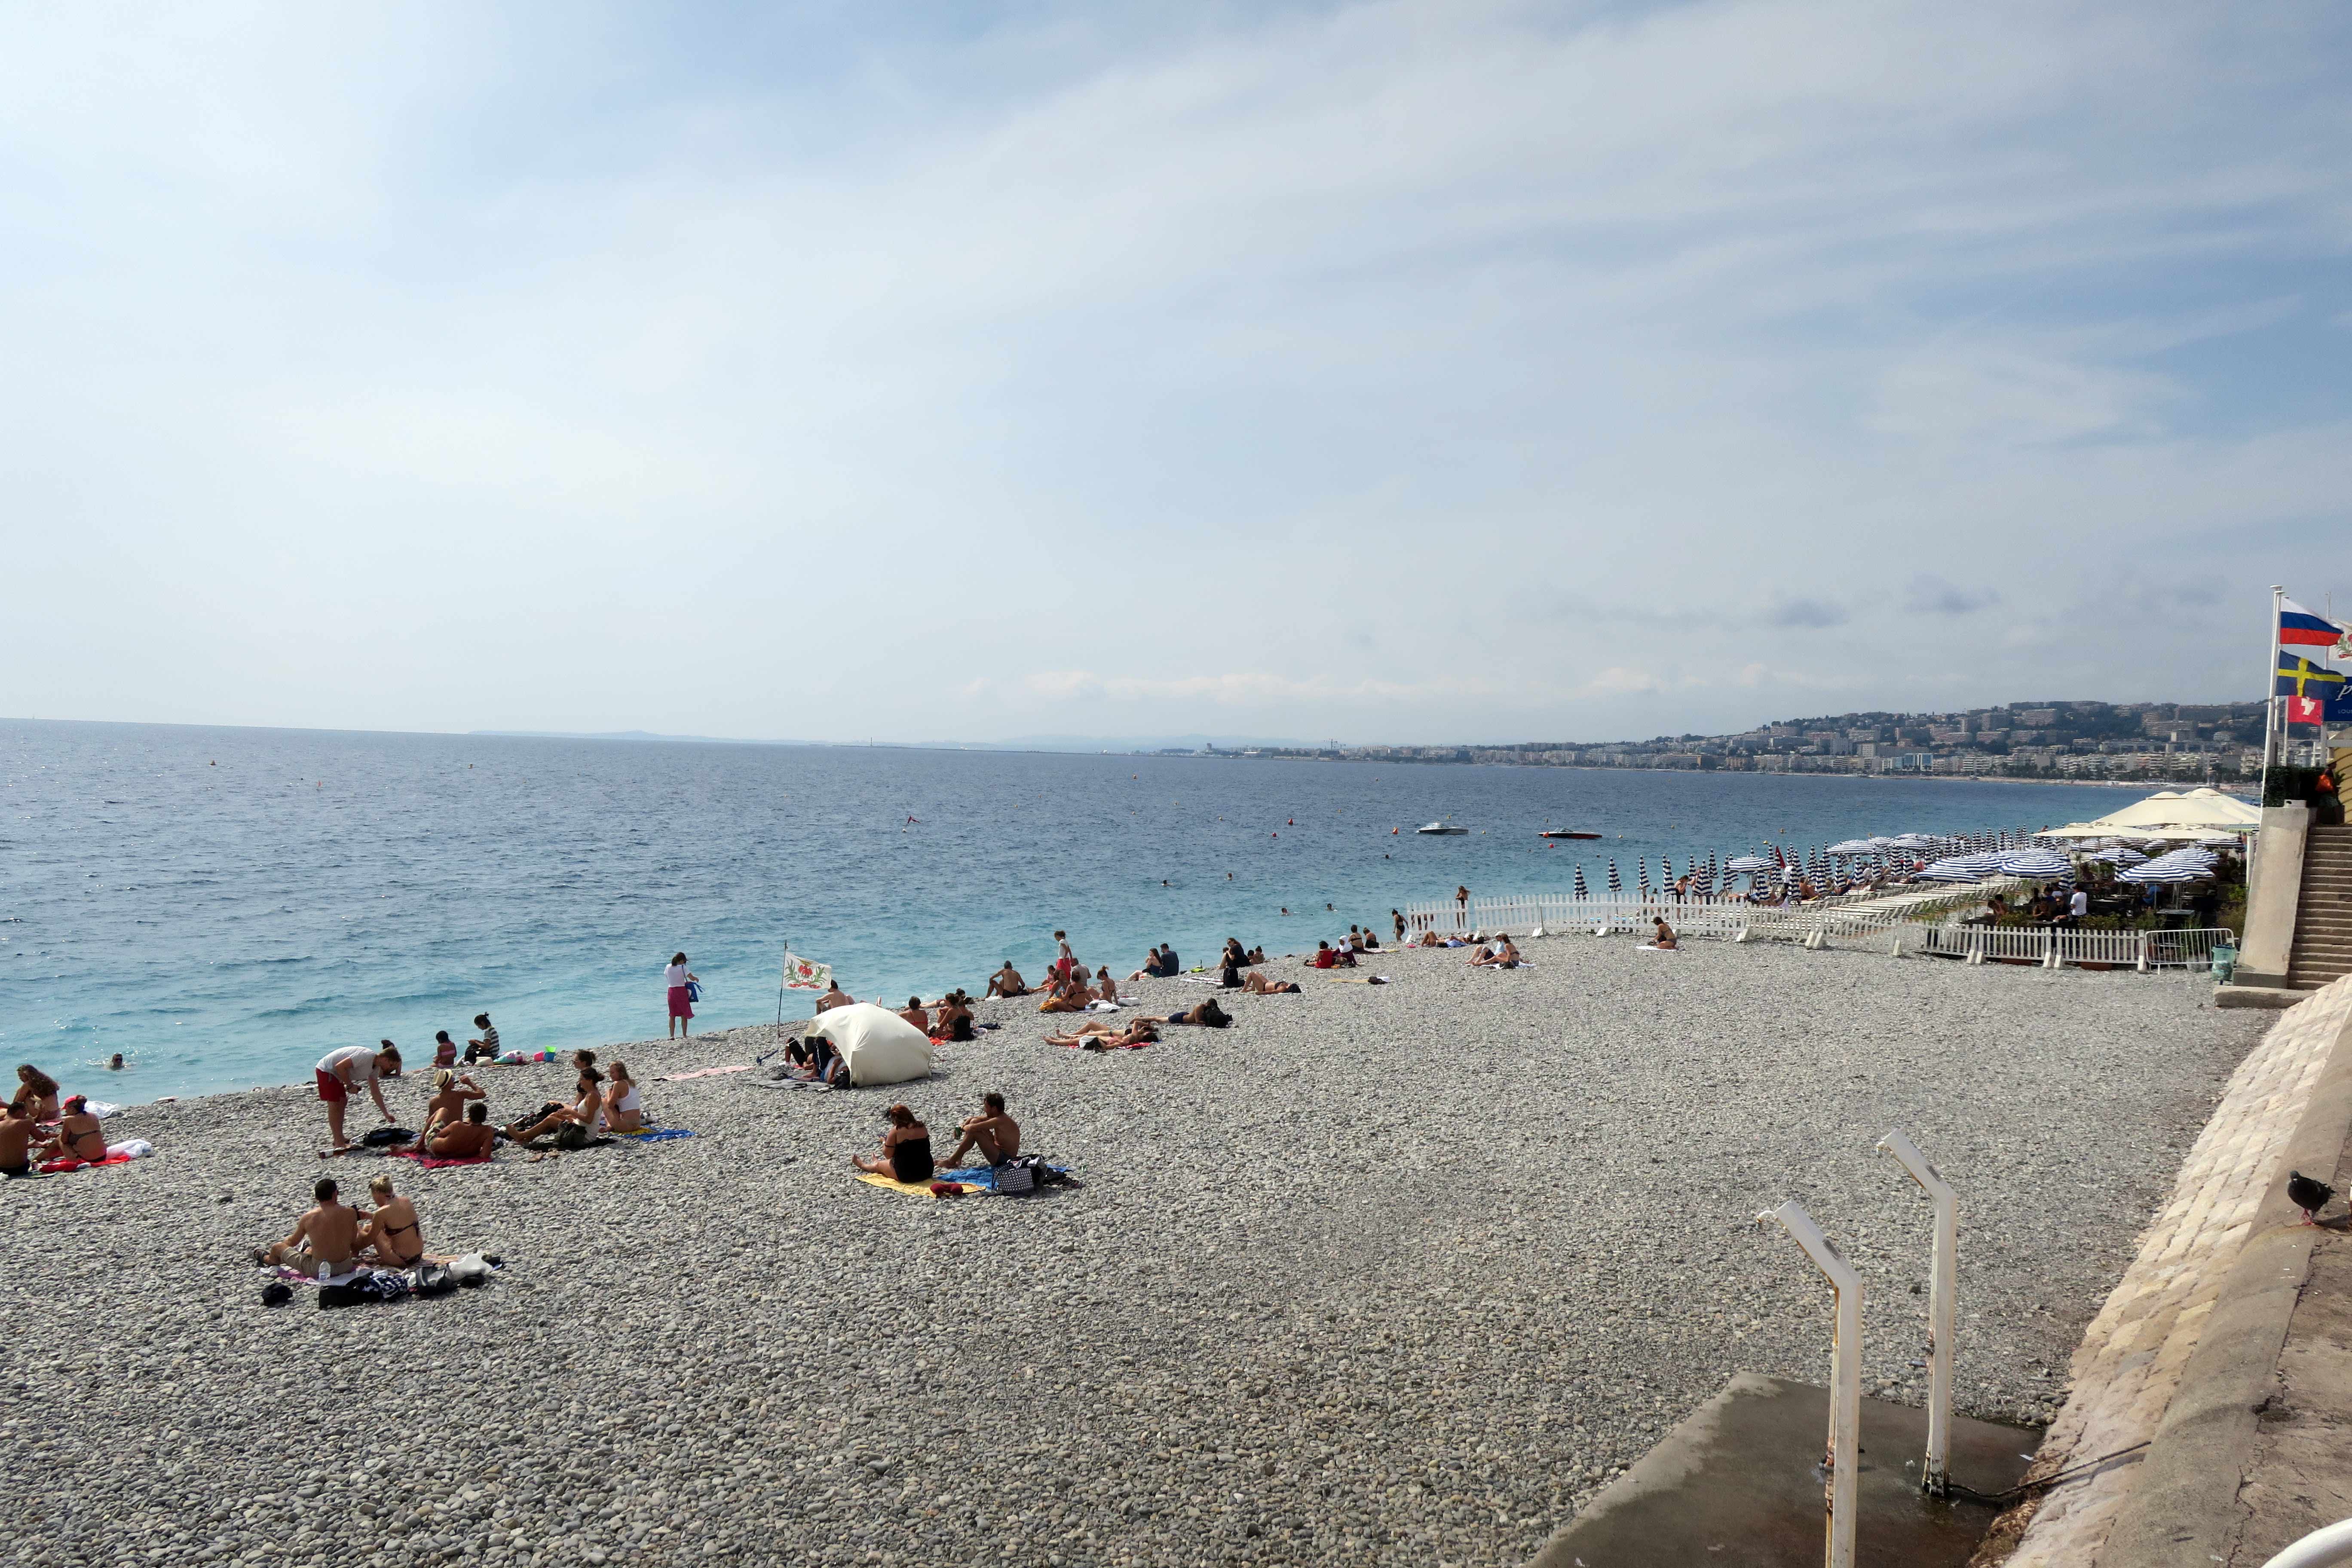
[1917,925,2233,969]
[2260,1518,2352,1568]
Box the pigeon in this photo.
[2287,1170,2335,1226]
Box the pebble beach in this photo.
[0,938,2265,1568]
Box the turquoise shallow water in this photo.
[0,720,2117,1099]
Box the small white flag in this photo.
[782,950,833,991]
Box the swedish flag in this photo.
[2277,654,2350,721]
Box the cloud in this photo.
[1904,576,2002,616]
[1767,598,1850,629]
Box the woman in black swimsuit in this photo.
[357,1173,425,1267]
[44,1096,107,1164]
[852,1104,933,1183]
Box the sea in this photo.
[1,720,2128,1101]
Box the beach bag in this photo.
[362,1127,415,1147]
[551,1122,591,1151]
[997,1155,1044,1196]
[318,1281,371,1310]
[411,1264,456,1298]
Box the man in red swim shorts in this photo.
[315,1041,401,1154]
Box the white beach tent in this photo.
[804,1003,936,1087]
[2087,788,2260,833]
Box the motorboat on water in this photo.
[1539,830,1601,840]
[1415,821,1469,836]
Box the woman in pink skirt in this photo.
[664,952,700,1039]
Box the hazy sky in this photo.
[5,1,2348,744]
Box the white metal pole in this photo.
[2259,1518,2352,1568]
[1877,1131,1957,1495]
[1758,1201,1861,1568]
[2264,585,2283,801]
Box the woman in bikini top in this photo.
[50,1099,106,1162]
[361,1175,424,1266]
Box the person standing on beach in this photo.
[315,1042,399,1155]
[665,953,699,1040]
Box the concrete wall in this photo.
[2238,804,2310,988]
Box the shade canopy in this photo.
[1997,849,2074,878]
[2072,787,2261,836]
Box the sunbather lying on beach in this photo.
[943,1091,1020,1168]
[852,1104,934,1183]
[985,962,1029,998]
[12,1064,60,1124]
[1242,971,1301,994]
[355,1173,424,1268]
[1152,999,1231,1028]
[257,1178,363,1276]
[603,1061,646,1133]
[505,1067,605,1150]
[1415,930,1444,948]
[1045,1019,1159,1048]
[0,1100,34,1176]
[417,1069,486,1148]
[426,1102,496,1158]
[41,1096,108,1164]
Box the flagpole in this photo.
[2263,585,2282,805]
[777,940,789,1031]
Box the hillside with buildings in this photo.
[1212,699,2288,781]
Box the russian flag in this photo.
[2280,597,2347,648]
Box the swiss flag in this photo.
[2288,695,2326,725]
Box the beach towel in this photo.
[84,1100,121,1119]
[268,1263,369,1286]
[1636,944,1679,953]
[655,1064,754,1082]
[615,1127,694,1142]
[1324,975,1390,985]
[747,1075,833,1091]
[38,1151,136,1173]
[391,1147,495,1169]
[855,1172,983,1200]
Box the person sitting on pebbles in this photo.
[257,1177,363,1276]
[504,1066,605,1151]
[816,980,854,1013]
[416,1069,486,1149]
[11,1064,60,1124]
[354,1173,425,1269]
[603,1061,646,1134]
[933,992,976,1042]
[1650,919,1678,951]
[1472,937,1522,969]
[41,1096,108,1165]
[852,1104,934,1184]
[984,961,1029,999]
[0,1099,36,1177]
[898,995,933,1033]
[942,1091,1021,1169]
[1037,971,1091,1014]
[425,1102,496,1159]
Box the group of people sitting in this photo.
[498,1050,649,1152]
[3,1066,119,1175]
[257,1173,432,1277]
[850,1091,1023,1184]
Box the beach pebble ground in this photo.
[0,938,2264,1567]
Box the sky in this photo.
[3,0,2348,745]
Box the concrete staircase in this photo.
[2288,826,2352,990]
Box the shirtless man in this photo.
[0,1100,34,1177]
[899,995,933,1033]
[416,1069,486,1148]
[985,962,1028,999]
[816,982,854,1013]
[355,1174,425,1268]
[259,1178,364,1276]
[942,1091,1021,1168]
[315,1041,401,1155]
[426,1102,496,1159]
[42,1096,109,1164]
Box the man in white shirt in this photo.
[2066,886,2089,927]
[315,1041,400,1154]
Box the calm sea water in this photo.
[1,720,2120,1099]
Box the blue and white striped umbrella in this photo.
[1637,862,1654,898]
[1828,839,1875,855]
[1996,848,2073,879]
[2121,859,2205,885]
[1606,860,1622,894]
[1725,854,1775,872]
[2090,845,2147,865]
[1916,858,1990,882]
[1573,864,1589,899]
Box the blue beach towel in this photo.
[616,1127,695,1143]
